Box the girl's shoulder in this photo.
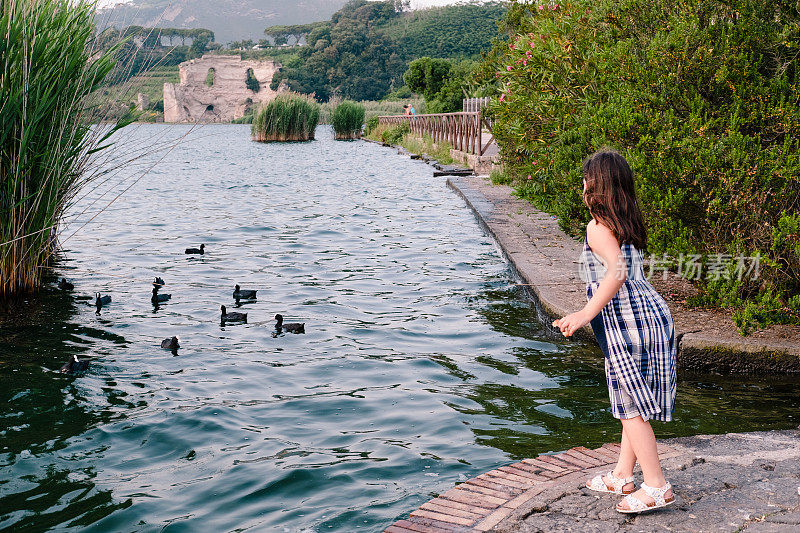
[586,219,615,243]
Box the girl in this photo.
[553,150,677,513]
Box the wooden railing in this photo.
[462,97,489,113]
[378,112,495,156]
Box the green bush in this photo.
[404,56,480,113]
[251,93,320,142]
[365,116,380,136]
[490,169,512,185]
[1,0,132,299]
[331,100,366,140]
[380,122,410,145]
[483,0,800,333]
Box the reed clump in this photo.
[251,94,320,142]
[1,0,133,300]
[331,101,365,140]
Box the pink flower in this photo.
[523,60,528,66]
[500,93,506,102]
[538,5,544,10]
[506,65,513,71]
[527,175,532,180]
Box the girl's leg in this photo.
[588,425,635,492]
[617,416,672,509]
[611,427,636,492]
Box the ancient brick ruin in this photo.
[163,55,282,123]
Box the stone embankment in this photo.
[446,175,800,374]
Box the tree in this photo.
[404,57,452,101]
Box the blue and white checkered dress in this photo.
[580,239,677,422]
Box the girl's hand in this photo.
[552,310,591,337]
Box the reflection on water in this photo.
[1,125,799,532]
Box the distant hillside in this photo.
[97,0,349,43]
[272,0,506,101]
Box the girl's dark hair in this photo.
[582,150,648,250]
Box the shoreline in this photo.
[363,137,800,373]
[446,175,800,374]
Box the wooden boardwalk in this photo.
[386,443,680,532]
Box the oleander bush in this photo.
[331,100,366,140]
[252,93,320,142]
[482,0,800,333]
[0,0,133,300]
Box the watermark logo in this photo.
[578,251,761,282]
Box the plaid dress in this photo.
[580,240,677,422]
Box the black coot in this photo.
[275,314,305,334]
[151,287,171,304]
[233,285,257,300]
[60,355,89,374]
[161,336,180,350]
[185,244,205,255]
[221,305,247,323]
[95,293,111,313]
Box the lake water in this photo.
[2,125,799,532]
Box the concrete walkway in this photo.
[386,430,800,532]
[446,175,800,373]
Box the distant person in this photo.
[554,150,677,515]
[402,104,409,116]
[409,104,415,116]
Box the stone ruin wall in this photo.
[164,55,282,123]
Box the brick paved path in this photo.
[386,443,680,532]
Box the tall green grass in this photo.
[331,101,365,140]
[0,0,133,300]
[251,94,320,142]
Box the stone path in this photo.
[386,430,800,532]
[445,175,800,373]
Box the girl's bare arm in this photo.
[553,220,627,337]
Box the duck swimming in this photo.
[161,336,180,351]
[185,244,205,255]
[95,293,111,313]
[60,355,89,374]
[58,278,74,291]
[275,314,305,334]
[151,287,171,304]
[221,305,247,323]
[233,285,257,300]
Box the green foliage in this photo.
[382,85,412,100]
[1,0,133,298]
[365,116,380,135]
[245,68,260,92]
[271,0,506,101]
[484,0,800,332]
[490,169,512,185]
[331,100,366,139]
[380,122,410,145]
[251,93,321,142]
[404,57,452,100]
[384,2,507,59]
[97,26,214,86]
[404,56,478,113]
[401,133,454,165]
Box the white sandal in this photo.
[586,470,635,495]
[616,481,675,513]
